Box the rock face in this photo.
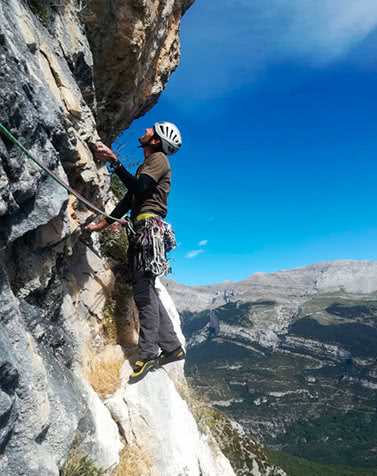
[0,263,122,475]
[0,1,245,475]
[86,0,195,142]
[164,260,377,468]
[106,364,236,476]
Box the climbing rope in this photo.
[0,124,177,274]
[0,123,128,224]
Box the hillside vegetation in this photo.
[267,450,377,476]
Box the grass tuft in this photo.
[63,453,105,476]
[85,349,124,399]
[113,445,152,476]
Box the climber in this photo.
[88,122,185,384]
[207,310,220,340]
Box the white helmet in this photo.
[154,122,182,156]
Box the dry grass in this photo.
[85,350,124,399]
[113,445,152,476]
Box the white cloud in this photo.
[257,0,377,62]
[198,240,208,246]
[185,249,205,259]
[179,0,377,98]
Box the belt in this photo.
[134,212,159,223]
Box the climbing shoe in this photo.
[128,359,157,384]
[158,347,186,367]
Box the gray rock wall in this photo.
[0,0,200,474]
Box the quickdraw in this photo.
[130,217,176,276]
[112,216,135,236]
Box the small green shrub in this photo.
[28,0,50,24]
[102,298,119,344]
[101,224,129,264]
[110,174,127,201]
[63,454,105,476]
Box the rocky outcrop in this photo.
[86,0,194,142]
[0,263,122,475]
[0,5,119,470]
[106,363,236,476]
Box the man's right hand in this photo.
[94,142,118,164]
[87,219,109,232]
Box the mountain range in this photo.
[163,260,377,468]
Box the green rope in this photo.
[0,123,127,224]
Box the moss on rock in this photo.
[177,382,284,476]
[100,224,129,264]
[102,272,137,348]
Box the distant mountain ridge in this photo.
[164,260,377,469]
[164,260,377,313]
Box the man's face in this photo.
[139,127,155,146]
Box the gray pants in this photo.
[132,270,181,361]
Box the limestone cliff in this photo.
[0,1,289,474]
[85,0,194,142]
[0,1,285,475]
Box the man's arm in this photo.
[87,192,132,231]
[105,191,132,224]
[94,142,157,201]
[112,163,157,201]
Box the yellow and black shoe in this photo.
[158,347,185,367]
[128,359,157,384]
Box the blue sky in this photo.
[115,0,377,286]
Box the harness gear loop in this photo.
[129,217,176,276]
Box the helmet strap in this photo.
[137,138,154,149]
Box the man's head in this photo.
[138,122,182,157]
[138,127,162,154]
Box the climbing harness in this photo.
[135,212,159,222]
[129,217,176,276]
[0,123,128,224]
